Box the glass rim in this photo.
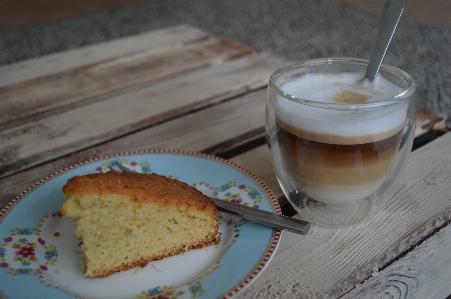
[269,57,416,110]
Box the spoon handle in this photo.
[365,0,404,83]
[208,196,311,234]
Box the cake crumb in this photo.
[136,267,145,274]
[54,232,60,237]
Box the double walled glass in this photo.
[266,58,416,226]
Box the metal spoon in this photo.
[364,0,404,84]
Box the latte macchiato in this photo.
[267,58,415,226]
[274,72,407,205]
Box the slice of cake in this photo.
[60,171,220,278]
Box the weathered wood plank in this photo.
[0,52,286,178]
[0,88,267,208]
[234,132,451,298]
[0,24,209,88]
[343,223,451,299]
[0,38,252,130]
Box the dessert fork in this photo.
[108,162,311,235]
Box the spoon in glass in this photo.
[364,0,404,84]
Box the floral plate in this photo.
[0,150,281,299]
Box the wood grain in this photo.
[0,24,209,88]
[0,38,252,129]
[344,224,451,299]
[0,52,285,178]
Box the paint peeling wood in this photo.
[0,38,253,130]
[0,24,209,88]
[0,52,286,178]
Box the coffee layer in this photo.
[277,124,403,204]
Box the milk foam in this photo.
[282,72,402,103]
[275,72,408,141]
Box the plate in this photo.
[0,150,281,299]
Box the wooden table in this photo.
[1,24,450,298]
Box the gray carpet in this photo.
[1,0,450,119]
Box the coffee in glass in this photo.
[266,58,416,226]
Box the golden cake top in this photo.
[61,171,217,216]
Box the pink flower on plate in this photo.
[4,237,12,242]
[38,238,45,245]
[40,265,48,271]
[15,246,35,258]
[239,185,246,189]
[0,262,8,268]
[95,166,103,172]
[231,198,243,204]
[130,162,137,166]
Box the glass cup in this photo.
[266,58,416,226]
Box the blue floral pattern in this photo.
[214,181,263,208]
[138,281,204,299]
